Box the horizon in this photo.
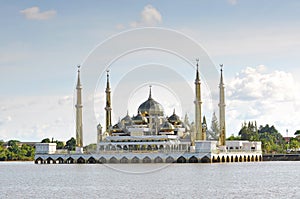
[1,1,300,144]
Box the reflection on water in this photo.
[0,161,299,198]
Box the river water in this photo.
[0,161,299,198]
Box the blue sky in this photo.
[1,0,300,143]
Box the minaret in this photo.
[219,64,226,146]
[105,70,112,134]
[195,59,202,141]
[96,123,102,152]
[75,65,83,148]
[202,115,207,140]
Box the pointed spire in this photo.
[195,59,200,82]
[203,115,207,125]
[148,85,152,99]
[106,69,110,89]
[173,108,175,115]
[126,110,129,116]
[76,65,82,88]
[220,64,224,85]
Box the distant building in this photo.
[35,143,57,154]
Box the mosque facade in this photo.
[35,61,262,164]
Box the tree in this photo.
[295,130,300,136]
[227,134,241,140]
[65,137,76,151]
[258,124,285,153]
[55,141,64,149]
[238,121,259,141]
[41,138,51,143]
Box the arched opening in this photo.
[259,156,262,161]
[131,156,140,163]
[123,145,128,151]
[177,156,186,163]
[166,156,175,163]
[66,157,74,164]
[120,157,129,163]
[109,157,118,164]
[244,155,247,162]
[87,157,96,164]
[46,157,54,164]
[56,157,64,164]
[255,155,258,161]
[221,156,226,163]
[159,145,164,151]
[251,155,255,162]
[77,157,85,164]
[247,156,250,162]
[147,145,152,151]
[217,156,221,163]
[143,156,151,163]
[231,156,234,162]
[35,157,43,164]
[189,156,198,163]
[239,156,243,162]
[226,156,230,162]
[201,156,210,163]
[99,157,107,164]
[235,156,239,162]
[154,156,163,163]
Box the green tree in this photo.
[258,124,285,153]
[227,134,241,140]
[65,137,76,151]
[55,141,64,149]
[238,121,259,141]
[41,138,51,143]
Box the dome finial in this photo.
[148,85,152,99]
[173,108,175,114]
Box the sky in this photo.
[1,0,300,144]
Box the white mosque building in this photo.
[35,61,262,164]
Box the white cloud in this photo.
[117,4,162,29]
[226,65,300,137]
[140,4,162,26]
[20,6,56,20]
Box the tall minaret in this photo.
[219,64,226,146]
[105,70,112,134]
[195,59,202,141]
[75,65,83,147]
[202,115,207,140]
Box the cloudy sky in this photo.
[1,0,300,144]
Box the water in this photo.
[0,161,299,199]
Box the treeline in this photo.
[0,137,77,161]
[0,140,35,161]
[227,122,300,154]
[41,137,76,151]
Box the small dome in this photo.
[121,111,132,126]
[111,122,124,133]
[138,87,164,116]
[132,112,148,125]
[168,109,182,125]
[160,120,175,132]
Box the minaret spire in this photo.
[194,58,203,142]
[148,85,152,99]
[219,64,226,146]
[75,65,83,148]
[105,69,112,134]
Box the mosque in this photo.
[35,61,262,164]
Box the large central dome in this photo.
[138,87,164,116]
